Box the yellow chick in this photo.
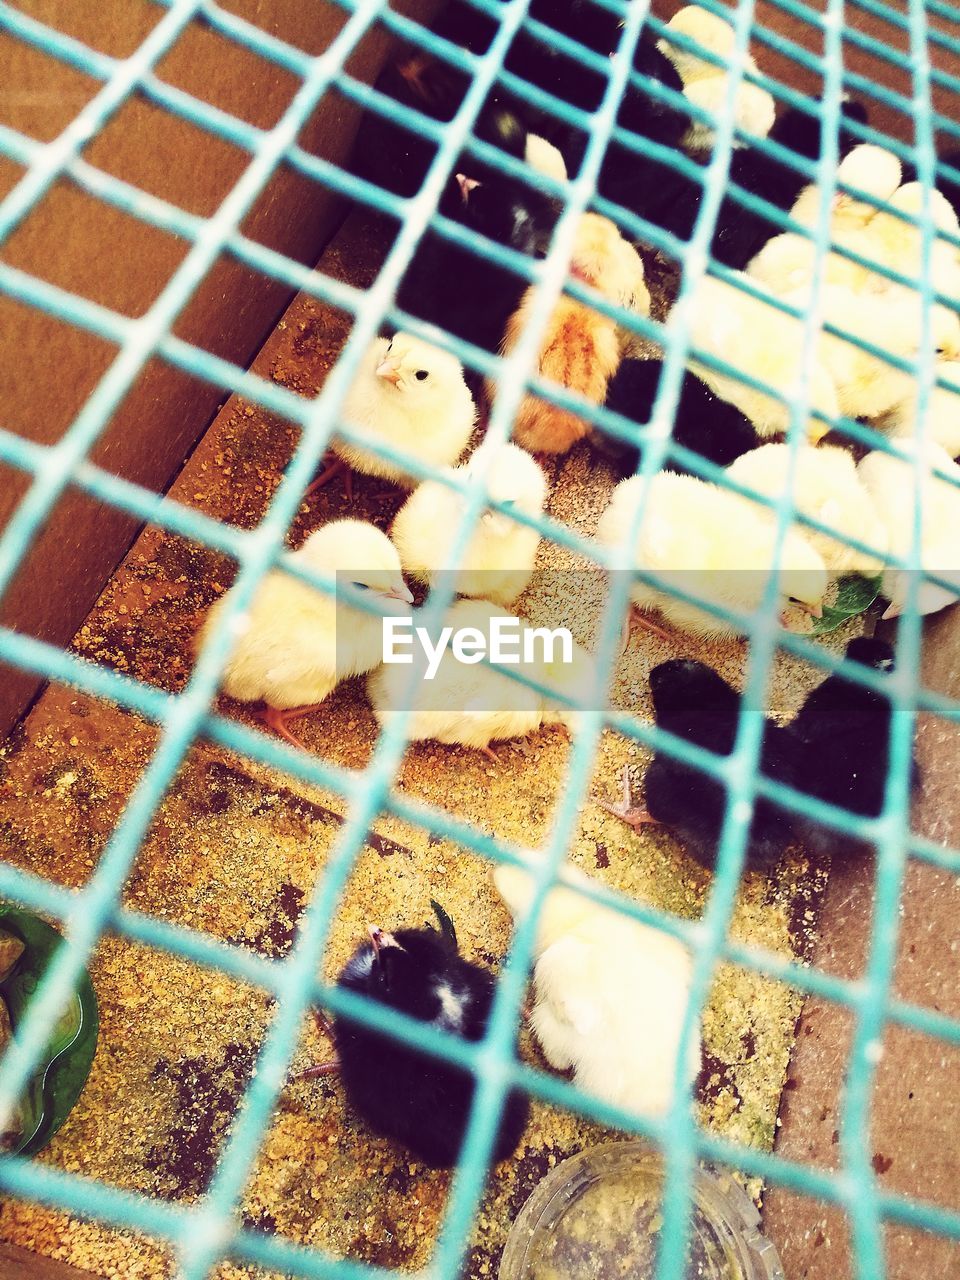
[492,213,650,455]
[493,862,700,1119]
[596,471,828,639]
[878,361,960,457]
[367,598,595,761]
[746,144,903,295]
[198,519,413,747]
[857,182,960,301]
[685,272,839,441]
[658,5,775,150]
[858,437,960,619]
[814,283,960,421]
[308,333,476,498]
[726,443,888,577]
[525,132,568,183]
[390,441,548,606]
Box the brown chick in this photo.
[492,213,650,454]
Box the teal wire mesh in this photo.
[0,1,958,1278]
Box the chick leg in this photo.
[480,745,500,765]
[290,1010,340,1082]
[620,605,674,653]
[261,704,327,749]
[600,765,661,829]
[305,456,353,501]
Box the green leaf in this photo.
[0,908,99,1155]
[811,574,883,635]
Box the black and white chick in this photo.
[330,912,529,1168]
[603,659,804,873]
[789,637,921,858]
[397,155,560,359]
[367,47,559,359]
[594,358,760,478]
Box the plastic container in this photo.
[500,1142,785,1280]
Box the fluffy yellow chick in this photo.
[814,283,960,421]
[857,182,960,300]
[525,132,568,183]
[726,443,887,577]
[493,862,700,1118]
[492,213,650,455]
[858,437,960,619]
[746,144,903,295]
[879,361,960,457]
[596,471,828,639]
[367,598,595,760]
[390,441,548,606]
[308,333,476,497]
[658,5,775,149]
[685,272,839,440]
[198,519,413,747]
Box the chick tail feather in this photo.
[512,396,591,453]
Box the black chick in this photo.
[590,38,689,224]
[333,920,529,1168]
[347,45,534,200]
[603,659,804,873]
[594,358,760,477]
[789,637,921,858]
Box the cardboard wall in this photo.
[0,0,436,736]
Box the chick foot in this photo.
[289,1010,340,1082]
[305,455,353,501]
[295,1059,340,1080]
[620,605,674,653]
[261,703,327,749]
[600,765,661,829]
[480,745,500,765]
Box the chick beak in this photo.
[881,602,902,621]
[375,359,402,386]
[367,925,401,956]
[456,173,480,204]
[380,581,414,605]
[799,601,824,619]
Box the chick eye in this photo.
[415,370,428,381]
[351,581,370,591]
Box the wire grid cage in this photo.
[0,0,959,1277]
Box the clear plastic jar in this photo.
[500,1142,785,1280]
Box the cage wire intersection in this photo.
[0,0,959,1276]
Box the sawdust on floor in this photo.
[0,209,864,1279]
